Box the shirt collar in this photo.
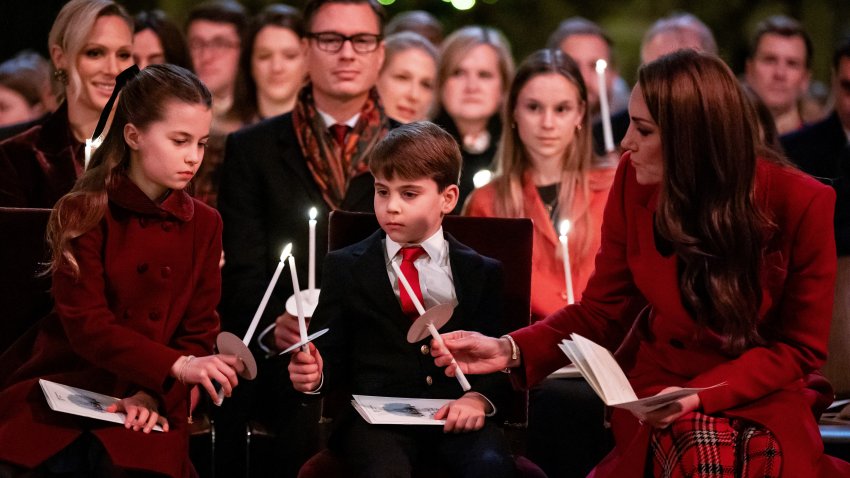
[317,108,360,129]
[385,226,446,264]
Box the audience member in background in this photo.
[602,12,718,154]
[377,32,437,124]
[782,36,849,180]
[640,12,717,64]
[464,49,616,478]
[547,17,628,158]
[745,15,812,135]
[434,49,850,478]
[782,35,850,256]
[384,10,443,46]
[434,26,514,212]
[133,10,192,71]
[218,1,392,475]
[185,0,246,132]
[0,63,243,478]
[0,0,133,208]
[194,4,307,207]
[0,51,55,129]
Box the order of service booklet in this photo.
[558,334,724,415]
[39,379,164,432]
[352,394,450,425]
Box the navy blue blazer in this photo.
[218,112,380,345]
[310,230,512,415]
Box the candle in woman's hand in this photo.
[559,220,575,304]
[595,59,615,153]
[308,207,317,291]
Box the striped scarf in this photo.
[292,83,390,209]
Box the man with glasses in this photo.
[185,0,246,127]
[217,1,393,475]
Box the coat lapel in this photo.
[350,231,412,335]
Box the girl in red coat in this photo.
[434,50,850,477]
[0,64,242,477]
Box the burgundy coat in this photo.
[0,176,222,477]
[510,154,850,477]
[0,102,84,208]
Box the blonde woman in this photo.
[0,0,134,208]
[434,25,514,211]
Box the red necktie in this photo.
[398,246,426,318]
[330,124,349,147]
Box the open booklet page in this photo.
[352,395,450,425]
[558,334,724,416]
[39,379,163,432]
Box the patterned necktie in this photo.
[329,123,349,147]
[398,246,427,318]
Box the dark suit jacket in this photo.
[310,230,511,419]
[218,112,384,345]
[780,110,848,179]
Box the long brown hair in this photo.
[639,50,771,354]
[486,49,596,258]
[46,64,212,277]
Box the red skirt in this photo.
[649,412,781,478]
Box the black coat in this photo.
[780,111,848,179]
[310,230,511,413]
[218,112,383,344]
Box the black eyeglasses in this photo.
[307,32,382,54]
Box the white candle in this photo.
[84,137,103,170]
[308,207,317,291]
[288,253,309,351]
[243,244,291,345]
[391,261,471,391]
[595,59,615,153]
[559,220,575,304]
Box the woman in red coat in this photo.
[434,50,850,477]
[0,64,242,477]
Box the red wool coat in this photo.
[464,167,615,321]
[510,154,850,477]
[0,176,222,477]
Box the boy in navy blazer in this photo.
[287,122,516,477]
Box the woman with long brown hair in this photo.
[465,48,614,321]
[433,49,850,477]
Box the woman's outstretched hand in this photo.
[106,390,169,433]
[430,331,514,376]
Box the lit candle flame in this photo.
[308,207,317,221]
[280,243,292,261]
[595,59,607,73]
[559,220,571,237]
[472,169,492,189]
